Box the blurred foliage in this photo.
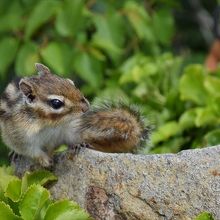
[0,0,220,163]
[150,64,220,153]
[0,166,91,220]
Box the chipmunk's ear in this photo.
[67,78,75,86]
[19,79,35,102]
[35,63,51,77]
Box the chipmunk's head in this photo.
[19,63,89,123]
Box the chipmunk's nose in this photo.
[81,97,90,112]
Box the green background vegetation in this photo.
[0,0,220,164]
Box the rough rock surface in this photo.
[13,146,220,220]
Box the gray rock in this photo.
[13,146,220,220]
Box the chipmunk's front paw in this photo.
[37,154,53,168]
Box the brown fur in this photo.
[29,73,83,103]
[80,103,149,153]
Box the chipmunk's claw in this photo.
[8,151,21,163]
[68,143,92,155]
[69,144,81,155]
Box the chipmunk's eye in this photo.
[49,99,64,110]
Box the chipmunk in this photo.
[0,63,89,167]
[0,63,149,167]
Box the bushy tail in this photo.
[79,101,151,153]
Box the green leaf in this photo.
[38,199,52,220]
[0,185,7,202]
[0,1,23,32]
[19,184,50,220]
[119,54,157,84]
[73,52,103,89]
[205,129,220,146]
[25,0,60,39]
[210,97,220,117]
[21,170,57,193]
[88,47,106,62]
[54,145,68,153]
[0,166,18,192]
[204,75,220,97]
[92,10,124,58]
[133,82,148,98]
[152,121,182,144]
[0,201,22,220]
[179,65,209,105]
[150,137,184,154]
[5,179,22,202]
[195,108,219,127]
[41,42,72,74]
[44,200,90,220]
[179,108,197,129]
[119,54,142,84]
[55,0,85,37]
[0,37,19,75]
[124,1,154,42]
[194,212,214,220]
[152,9,174,45]
[15,42,39,76]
